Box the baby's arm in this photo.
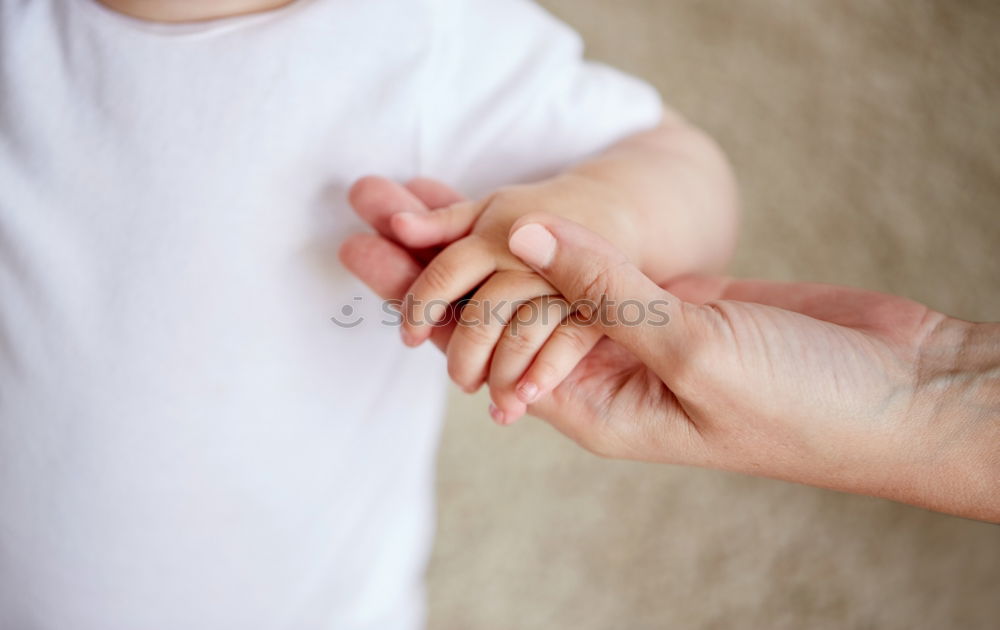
[354,109,738,422]
[561,108,739,284]
[395,108,738,288]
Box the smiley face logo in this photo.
[330,297,364,328]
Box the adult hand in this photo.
[341,178,1000,522]
[503,215,999,523]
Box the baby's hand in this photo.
[385,176,626,424]
[349,118,741,425]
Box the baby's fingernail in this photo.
[516,381,540,404]
[509,224,556,269]
[488,403,506,425]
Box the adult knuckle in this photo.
[578,261,623,307]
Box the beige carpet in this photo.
[427,1,1000,628]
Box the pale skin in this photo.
[342,181,1000,523]
[98,2,742,426]
[97,0,295,22]
[349,115,739,423]
[104,0,997,522]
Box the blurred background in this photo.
[427,1,1000,628]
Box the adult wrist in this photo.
[909,319,1000,521]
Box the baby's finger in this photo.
[404,178,466,209]
[445,271,555,393]
[486,296,572,425]
[390,200,483,248]
[349,175,432,239]
[515,315,603,405]
[338,233,457,353]
[401,235,497,347]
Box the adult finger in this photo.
[507,215,706,381]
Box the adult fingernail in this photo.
[488,403,506,425]
[509,224,556,269]
[516,381,539,404]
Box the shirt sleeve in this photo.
[420,0,664,197]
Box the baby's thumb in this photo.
[507,215,688,372]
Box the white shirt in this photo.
[0,0,661,628]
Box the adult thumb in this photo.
[507,215,690,373]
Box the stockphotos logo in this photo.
[330,295,670,334]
